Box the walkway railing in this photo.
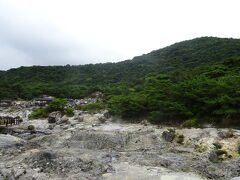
[0,116,23,127]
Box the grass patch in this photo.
[77,102,105,112]
[64,107,74,117]
[29,108,48,119]
[181,118,197,128]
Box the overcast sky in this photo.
[0,0,240,70]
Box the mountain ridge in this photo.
[1,36,240,100]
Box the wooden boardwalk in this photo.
[0,116,23,127]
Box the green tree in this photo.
[47,98,67,112]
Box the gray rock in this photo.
[48,111,61,123]
[48,117,56,123]
[231,177,240,180]
[103,110,110,119]
[25,150,112,176]
[162,131,175,142]
[0,169,15,180]
[0,134,25,148]
[57,116,69,124]
[218,130,228,139]
[78,116,84,122]
[69,131,131,150]
[74,114,84,122]
[48,124,54,130]
[99,116,107,123]
[2,100,240,180]
[209,151,218,162]
[0,126,9,134]
[140,119,150,126]
[27,125,35,131]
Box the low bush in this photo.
[167,128,176,133]
[213,142,223,149]
[181,118,197,128]
[215,149,228,156]
[29,108,48,119]
[177,134,185,144]
[77,102,105,112]
[64,107,74,117]
[47,98,67,112]
[29,98,71,119]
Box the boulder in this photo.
[57,116,69,124]
[78,116,84,122]
[48,117,56,124]
[218,131,227,139]
[48,111,61,124]
[162,131,175,142]
[27,125,36,134]
[226,130,234,138]
[75,115,84,122]
[0,168,27,180]
[0,126,9,134]
[27,125,35,131]
[103,110,110,119]
[218,130,234,139]
[48,124,55,130]
[99,116,107,123]
[209,151,218,162]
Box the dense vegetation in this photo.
[29,98,74,119]
[108,57,240,126]
[1,37,240,126]
[77,102,106,112]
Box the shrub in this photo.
[177,134,185,144]
[215,149,228,156]
[213,142,223,149]
[29,108,48,119]
[29,98,69,119]
[107,94,146,118]
[167,128,176,133]
[77,102,105,112]
[47,98,67,112]
[64,107,74,117]
[181,118,197,128]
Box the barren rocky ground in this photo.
[1,102,240,180]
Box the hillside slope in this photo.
[0,36,240,100]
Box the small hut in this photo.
[33,97,54,106]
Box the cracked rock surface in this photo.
[1,105,240,180]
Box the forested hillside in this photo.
[1,37,240,126]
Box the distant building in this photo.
[33,97,55,102]
[33,97,55,106]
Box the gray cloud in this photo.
[0,2,117,70]
[1,0,239,70]
[0,7,82,70]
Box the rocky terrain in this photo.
[0,99,240,180]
